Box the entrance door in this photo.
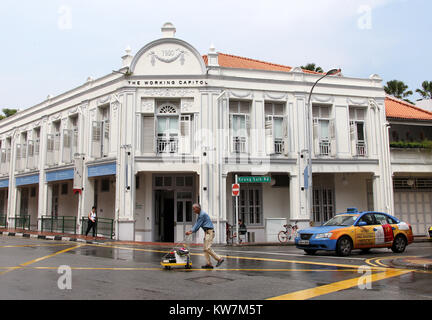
[154,190,174,242]
[313,188,335,224]
[394,191,432,236]
[174,191,193,242]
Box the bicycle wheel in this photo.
[278,230,289,243]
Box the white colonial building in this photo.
[0,23,429,242]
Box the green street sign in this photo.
[238,176,271,183]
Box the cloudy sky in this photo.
[0,0,430,109]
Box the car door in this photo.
[374,213,395,247]
[355,213,377,248]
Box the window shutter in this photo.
[245,114,250,153]
[330,119,336,156]
[103,120,110,156]
[283,115,289,155]
[349,121,357,155]
[91,121,102,158]
[142,116,155,153]
[180,115,191,154]
[229,114,234,153]
[265,116,274,155]
[63,129,71,163]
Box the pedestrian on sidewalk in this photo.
[85,206,97,237]
[186,203,224,269]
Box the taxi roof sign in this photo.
[346,207,359,213]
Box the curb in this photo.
[390,258,432,271]
[0,230,106,246]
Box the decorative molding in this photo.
[98,95,111,106]
[142,88,195,97]
[347,97,368,106]
[68,107,78,115]
[228,90,254,99]
[148,48,188,66]
[49,114,61,122]
[369,99,381,111]
[181,98,194,112]
[141,98,155,113]
[312,94,334,103]
[263,91,288,100]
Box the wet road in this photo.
[0,235,431,300]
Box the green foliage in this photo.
[384,80,413,104]
[390,139,432,150]
[0,108,18,121]
[416,81,432,100]
[301,63,324,73]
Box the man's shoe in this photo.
[216,258,225,267]
[201,265,214,269]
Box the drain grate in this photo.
[187,276,234,285]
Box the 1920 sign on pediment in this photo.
[130,38,206,76]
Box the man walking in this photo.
[186,204,224,269]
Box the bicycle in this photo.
[226,223,242,245]
[278,221,299,243]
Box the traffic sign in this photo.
[237,176,271,183]
[232,183,240,196]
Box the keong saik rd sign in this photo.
[237,176,271,183]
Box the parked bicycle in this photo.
[226,223,242,245]
[278,221,299,243]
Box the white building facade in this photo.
[0,23,402,242]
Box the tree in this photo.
[0,108,18,120]
[384,80,414,104]
[416,81,432,100]
[301,63,324,73]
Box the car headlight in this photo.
[315,233,332,239]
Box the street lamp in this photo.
[305,68,340,224]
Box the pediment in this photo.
[129,38,206,76]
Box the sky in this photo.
[0,0,430,110]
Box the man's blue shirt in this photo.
[191,210,214,233]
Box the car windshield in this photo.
[323,215,358,226]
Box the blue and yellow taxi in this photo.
[295,208,413,256]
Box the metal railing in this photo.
[40,216,77,234]
[0,215,7,228]
[10,215,31,230]
[157,137,178,154]
[81,217,114,239]
[319,140,331,156]
[274,139,284,154]
[232,136,247,153]
[356,141,367,156]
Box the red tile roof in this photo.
[202,52,321,74]
[385,96,432,121]
[202,53,432,122]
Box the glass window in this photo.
[176,176,184,187]
[155,176,163,187]
[273,118,283,139]
[358,214,376,225]
[185,176,193,186]
[177,202,183,222]
[374,214,388,225]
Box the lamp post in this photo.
[305,68,340,223]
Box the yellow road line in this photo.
[86,243,389,271]
[267,269,412,300]
[26,267,360,272]
[0,244,72,248]
[0,244,84,276]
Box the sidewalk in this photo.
[390,256,432,271]
[0,227,430,247]
[0,228,108,245]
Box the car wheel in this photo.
[336,236,353,257]
[391,235,407,253]
[304,249,317,255]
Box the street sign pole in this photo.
[235,174,239,245]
